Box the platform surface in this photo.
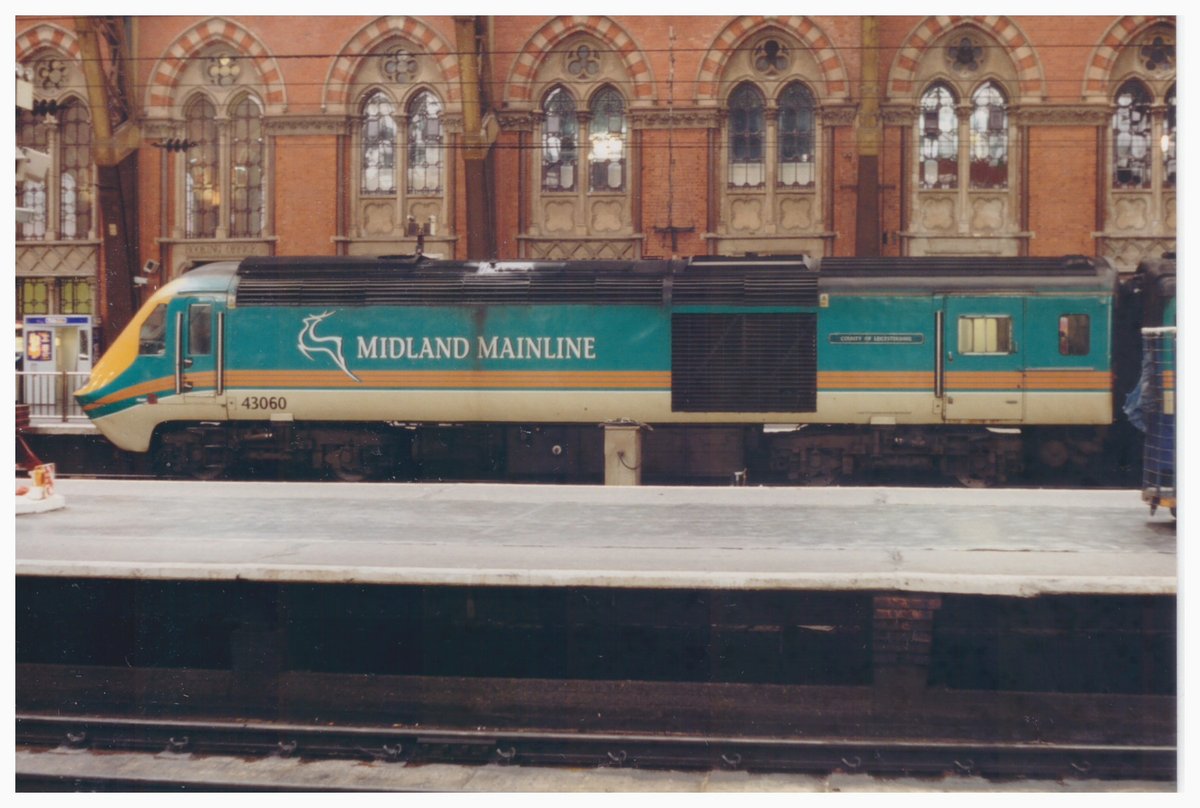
[14,480,1176,596]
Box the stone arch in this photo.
[1082,16,1175,100]
[16,23,81,62]
[323,16,460,114]
[888,16,1045,102]
[504,16,655,106]
[694,16,849,103]
[144,18,286,118]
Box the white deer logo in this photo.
[298,311,361,382]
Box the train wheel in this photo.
[154,427,229,480]
[328,443,383,482]
[953,451,997,488]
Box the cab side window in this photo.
[138,304,167,355]
[1059,314,1090,356]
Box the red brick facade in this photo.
[16,15,1177,338]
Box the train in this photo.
[74,253,1173,486]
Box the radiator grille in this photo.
[672,313,817,412]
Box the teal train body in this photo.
[75,253,1160,485]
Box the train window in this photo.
[1059,314,1090,356]
[189,303,212,356]
[957,316,1013,355]
[138,304,167,356]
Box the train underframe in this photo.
[148,420,1118,487]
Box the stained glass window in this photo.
[729,83,765,188]
[361,91,397,195]
[230,95,264,237]
[969,82,1008,189]
[408,91,443,193]
[185,97,220,237]
[588,87,626,191]
[542,87,578,192]
[1113,80,1152,189]
[920,84,959,189]
[778,83,815,188]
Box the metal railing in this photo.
[1140,327,1177,509]
[15,371,91,423]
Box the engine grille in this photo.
[672,313,817,413]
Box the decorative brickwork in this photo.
[504,16,654,106]
[144,18,287,118]
[694,16,849,103]
[888,16,1045,102]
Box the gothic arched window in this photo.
[920,83,959,189]
[361,91,397,195]
[229,95,264,238]
[729,83,765,187]
[407,90,443,193]
[778,82,815,188]
[542,87,578,191]
[58,98,92,239]
[588,86,626,191]
[184,96,220,238]
[969,81,1008,189]
[1163,84,1176,188]
[1113,79,1153,189]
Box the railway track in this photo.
[16,712,1175,786]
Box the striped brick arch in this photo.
[1082,16,1175,100]
[888,16,1045,101]
[693,16,850,102]
[16,23,82,62]
[504,16,655,105]
[144,18,287,118]
[323,17,460,114]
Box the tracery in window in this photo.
[566,45,600,79]
[969,82,1008,189]
[778,82,815,188]
[920,84,958,189]
[729,83,765,188]
[1113,79,1152,189]
[361,91,397,195]
[17,110,49,240]
[753,39,790,76]
[230,96,264,237]
[58,99,92,239]
[946,36,984,75]
[407,91,443,193]
[588,87,626,192]
[542,87,578,192]
[185,97,220,238]
[1163,84,1176,188]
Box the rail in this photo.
[15,371,91,423]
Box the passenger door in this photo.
[168,298,228,417]
[940,297,1025,422]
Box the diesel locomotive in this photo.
[74,253,1167,485]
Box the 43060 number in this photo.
[241,396,288,410]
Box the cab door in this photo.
[941,296,1025,422]
[168,298,228,418]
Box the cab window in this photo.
[139,304,167,355]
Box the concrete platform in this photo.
[14,480,1175,597]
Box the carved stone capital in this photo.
[263,115,350,136]
[497,112,536,132]
[628,108,723,129]
[1013,105,1111,127]
[818,104,859,127]
[880,104,918,126]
